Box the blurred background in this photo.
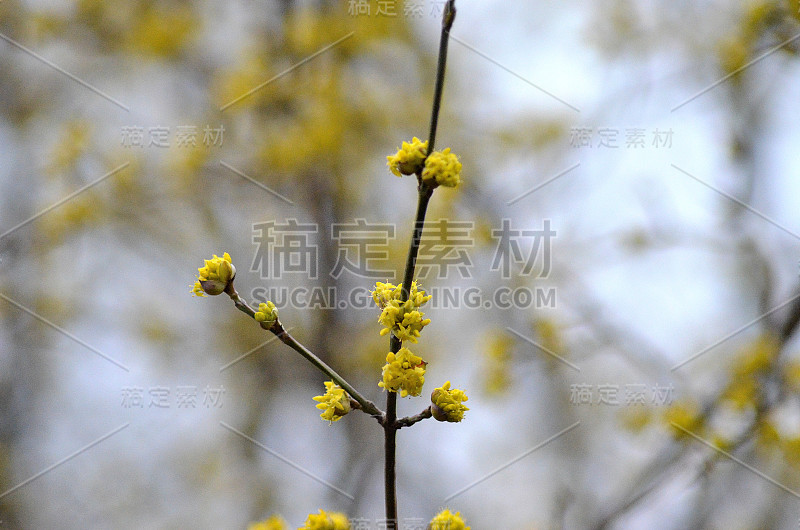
[2,0,800,528]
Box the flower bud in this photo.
[386,137,428,177]
[429,509,470,530]
[430,381,469,422]
[192,252,235,297]
[254,301,279,328]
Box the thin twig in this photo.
[426,0,457,156]
[226,284,384,420]
[385,186,434,526]
[274,323,384,420]
[396,406,433,429]
[384,3,457,525]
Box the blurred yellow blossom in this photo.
[664,401,703,440]
[722,333,780,410]
[721,377,758,411]
[38,193,103,243]
[483,332,514,395]
[755,419,781,449]
[48,120,91,174]
[299,509,350,530]
[126,5,196,57]
[533,318,567,370]
[782,361,800,392]
[781,436,800,467]
[248,514,288,530]
[619,407,652,434]
[284,9,358,57]
[731,333,779,378]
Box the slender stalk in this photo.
[226,284,384,420]
[384,2,456,524]
[274,323,384,419]
[385,188,433,526]
[400,188,434,300]
[384,387,398,528]
[425,0,457,156]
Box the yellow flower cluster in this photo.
[386,137,428,177]
[313,381,351,422]
[48,120,91,174]
[192,252,235,296]
[379,347,426,398]
[664,401,703,440]
[254,301,279,328]
[783,361,800,393]
[372,281,432,343]
[422,148,461,188]
[128,4,196,58]
[248,514,288,530]
[429,509,470,530]
[722,333,779,410]
[299,510,350,530]
[431,381,469,423]
[483,332,513,395]
[39,192,103,244]
[719,1,783,74]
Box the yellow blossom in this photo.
[386,137,428,177]
[533,318,566,368]
[379,347,426,397]
[126,4,196,58]
[711,433,734,452]
[755,419,781,449]
[248,514,288,530]
[372,281,432,343]
[619,407,651,434]
[313,381,351,422]
[483,332,513,395]
[48,120,91,174]
[429,509,470,530]
[255,301,279,328]
[192,252,235,296]
[299,509,350,530]
[721,377,758,411]
[664,401,703,440]
[421,148,461,188]
[782,437,800,467]
[731,333,779,378]
[783,361,800,392]
[722,334,779,410]
[430,381,469,422]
